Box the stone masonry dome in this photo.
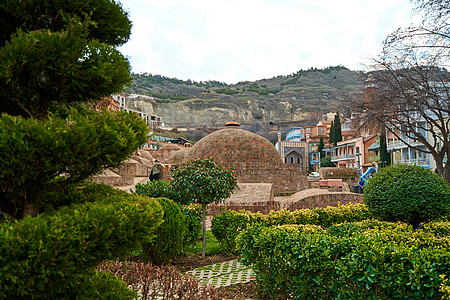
[167,147,192,165]
[184,125,283,166]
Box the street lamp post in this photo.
[355,153,362,176]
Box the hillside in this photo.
[124,66,365,128]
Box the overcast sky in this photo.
[119,0,416,84]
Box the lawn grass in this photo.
[185,230,222,256]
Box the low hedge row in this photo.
[236,220,450,299]
[0,195,163,299]
[211,203,373,254]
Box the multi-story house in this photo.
[276,118,332,171]
[275,131,309,172]
[112,93,161,127]
[387,119,433,169]
[330,135,378,172]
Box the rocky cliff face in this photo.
[156,97,311,126]
[125,66,365,127]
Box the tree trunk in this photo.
[22,197,39,218]
[202,203,207,257]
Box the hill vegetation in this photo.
[124,66,364,132]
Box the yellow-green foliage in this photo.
[237,221,450,299]
[441,275,450,300]
[211,203,372,254]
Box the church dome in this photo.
[184,126,282,165]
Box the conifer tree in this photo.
[333,112,342,146]
[329,121,335,145]
[318,137,325,155]
[379,133,391,167]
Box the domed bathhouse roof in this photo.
[181,122,307,194]
[158,143,181,151]
[184,124,283,166]
[167,147,193,165]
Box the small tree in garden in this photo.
[172,157,237,257]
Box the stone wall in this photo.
[319,167,359,187]
[283,192,363,211]
[147,149,170,163]
[113,159,150,177]
[209,183,277,215]
[223,162,308,193]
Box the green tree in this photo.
[333,112,342,146]
[171,158,237,257]
[0,0,141,219]
[318,137,325,154]
[0,109,148,219]
[0,0,132,119]
[329,121,335,145]
[379,133,391,167]
[0,0,159,297]
[320,156,336,167]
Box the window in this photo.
[356,147,360,153]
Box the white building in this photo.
[112,93,160,127]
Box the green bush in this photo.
[133,180,177,200]
[182,203,203,249]
[211,203,372,254]
[237,222,450,299]
[40,181,126,213]
[363,164,450,227]
[132,182,202,249]
[0,196,163,299]
[133,180,191,205]
[142,197,187,265]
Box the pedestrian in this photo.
[358,177,365,194]
[149,160,161,181]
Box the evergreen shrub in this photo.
[363,164,450,227]
[142,197,187,265]
[211,203,372,254]
[0,196,163,299]
[133,180,190,205]
[236,222,450,299]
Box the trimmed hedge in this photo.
[237,221,450,299]
[132,180,191,205]
[0,195,163,299]
[142,197,187,265]
[211,203,373,254]
[363,164,450,227]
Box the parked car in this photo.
[308,172,320,178]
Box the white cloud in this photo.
[119,0,415,83]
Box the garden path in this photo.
[185,259,255,288]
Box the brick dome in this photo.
[159,143,181,151]
[167,147,192,164]
[184,127,283,165]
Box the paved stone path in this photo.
[185,259,256,288]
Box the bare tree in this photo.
[346,0,450,183]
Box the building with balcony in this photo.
[387,120,432,169]
[330,135,377,171]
